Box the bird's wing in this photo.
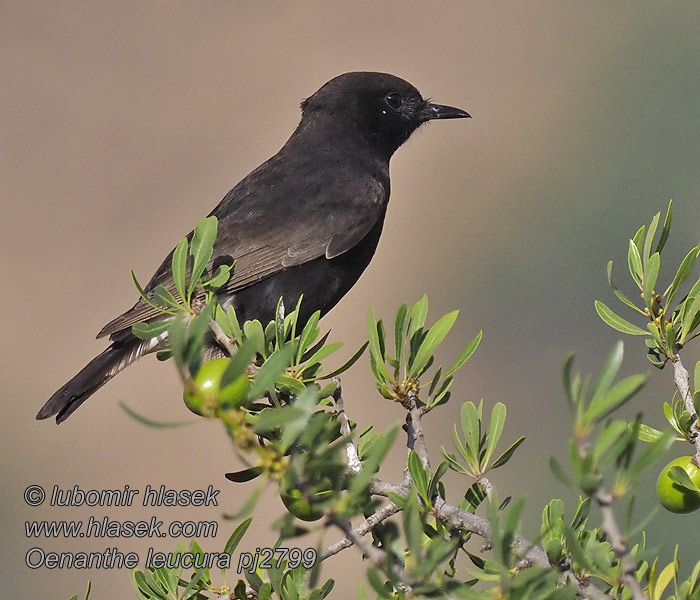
[97,174,387,339]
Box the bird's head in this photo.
[300,72,470,158]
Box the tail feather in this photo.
[37,337,150,424]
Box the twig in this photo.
[406,390,431,470]
[671,354,700,465]
[333,379,362,474]
[322,500,403,560]
[594,490,646,600]
[477,475,495,500]
[328,515,407,585]
[209,318,238,356]
[371,476,412,497]
[431,497,550,568]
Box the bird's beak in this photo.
[419,103,471,121]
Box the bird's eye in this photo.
[384,92,404,110]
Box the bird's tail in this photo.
[37,336,150,424]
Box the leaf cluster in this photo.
[443,401,525,481]
[596,201,700,366]
[367,296,481,409]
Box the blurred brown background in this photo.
[2,1,700,597]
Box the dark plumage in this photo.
[37,72,470,424]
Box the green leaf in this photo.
[172,237,188,303]
[131,270,169,314]
[249,345,294,398]
[562,353,578,410]
[243,319,266,357]
[664,246,699,306]
[227,483,265,520]
[632,224,646,255]
[482,402,506,469]
[678,276,700,326]
[188,216,218,300]
[153,284,181,310]
[549,456,572,487]
[299,342,342,375]
[181,568,207,600]
[460,402,481,464]
[591,420,628,463]
[563,525,595,572]
[681,294,700,342]
[225,467,263,483]
[394,302,408,370]
[318,341,368,379]
[607,261,646,314]
[377,318,387,363]
[655,199,673,254]
[668,466,700,492]
[652,560,677,600]
[132,570,167,600]
[571,497,591,530]
[296,310,321,364]
[409,310,459,378]
[427,367,443,397]
[444,330,483,378]
[367,568,391,598]
[223,518,253,560]
[501,497,525,563]
[132,319,171,340]
[633,423,667,443]
[590,341,624,406]
[367,306,391,381]
[584,374,647,423]
[408,450,428,500]
[221,339,257,388]
[643,252,660,309]
[628,238,644,286]
[205,262,234,289]
[407,295,429,338]
[428,460,448,499]
[182,307,212,376]
[224,305,243,341]
[118,401,191,428]
[276,374,307,395]
[491,436,525,469]
[449,426,473,467]
[594,300,649,336]
[299,329,329,363]
[643,211,661,264]
[462,481,487,512]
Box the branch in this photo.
[323,387,612,600]
[328,514,408,586]
[322,475,411,560]
[431,497,549,568]
[322,501,403,560]
[594,490,646,600]
[405,390,431,469]
[671,353,700,465]
[333,379,362,474]
[209,318,238,356]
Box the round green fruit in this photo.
[183,358,250,417]
[279,470,333,522]
[656,456,700,514]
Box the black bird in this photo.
[37,71,470,424]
